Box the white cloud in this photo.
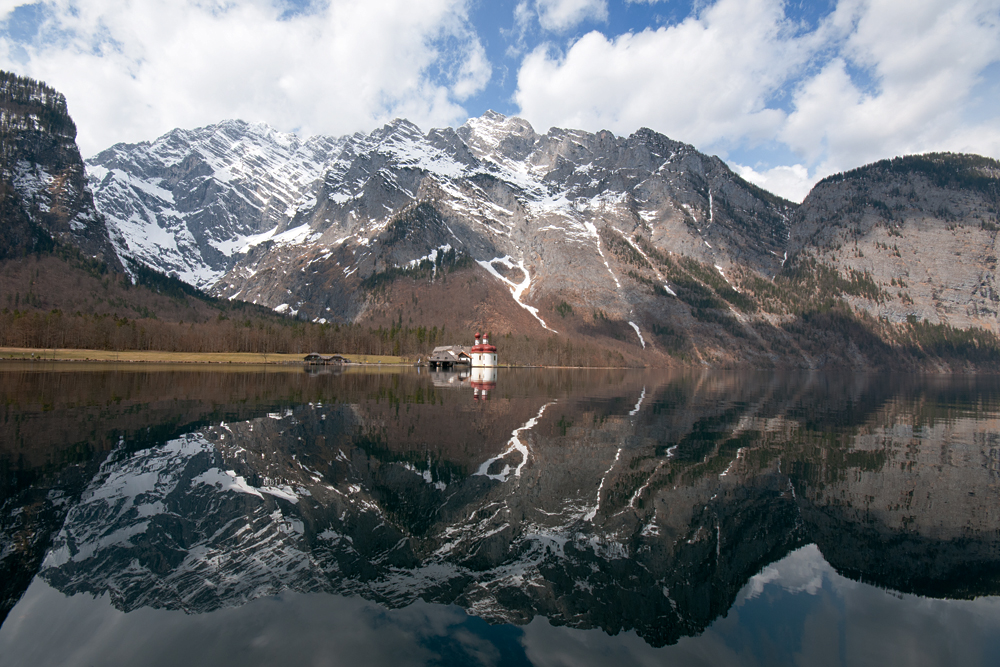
[734,163,814,203]
[452,39,492,101]
[536,0,608,32]
[504,1,535,58]
[3,0,998,204]
[515,0,806,148]
[514,0,1000,200]
[782,0,1000,178]
[0,2,22,19]
[0,0,490,156]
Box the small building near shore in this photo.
[428,346,472,369]
[304,353,348,365]
[430,333,499,369]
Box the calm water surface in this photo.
[1,363,999,666]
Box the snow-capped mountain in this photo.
[86,110,1000,368]
[87,112,793,332]
[8,69,1000,368]
[85,119,344,286]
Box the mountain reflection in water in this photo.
[1,364,999,665]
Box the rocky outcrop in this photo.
[787,154,1000,331]
[0,71,120,267]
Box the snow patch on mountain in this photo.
[629,322,646,349]
[478,257,555,332]
[12,160,55,213]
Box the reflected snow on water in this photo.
[1,365,999,665]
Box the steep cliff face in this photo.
[787,154,1000,331]
[0,72,120,267]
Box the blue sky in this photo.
[1,0,998,201]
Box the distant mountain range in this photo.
[4,70,1000,368]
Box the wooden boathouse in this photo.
[428,345,472,369]
[304,353,348,365]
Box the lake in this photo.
[1,363,999,666]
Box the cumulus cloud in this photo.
[2,0,998,203]
[0,0,491,156]
[514,0,1000,201]
[733,163,813,204]
[782,0,1000,178]
[536,0,608,32]
[515,0,806,148]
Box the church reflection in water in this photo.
[426,366,498,400]
[471,366,497,400]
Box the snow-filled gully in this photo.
[584,446,622,522]
[477,257,556,332]
[584,221,621,291]
[628,321,646,349]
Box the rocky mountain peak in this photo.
[371,117,425,144]
[85,110,802,351]
[457,110,538,162]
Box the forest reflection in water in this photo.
[1,363,999,666]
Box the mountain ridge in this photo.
[86,111,806,363]
[5,68,1000,368]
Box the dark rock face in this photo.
[0,71,120,267]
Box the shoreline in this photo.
[0,347,406,365]
[0,348,648,370]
